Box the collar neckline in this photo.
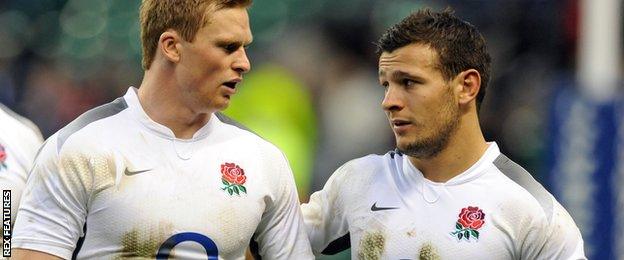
[123,87,217,141]
[402,142,501,186]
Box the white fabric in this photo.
[0,105,43,226]
[302,143,586,259]
[12,88,313,259]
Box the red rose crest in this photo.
[451,206,485,241]
[0,144,7,170]
[220,162,247,195]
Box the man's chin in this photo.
[395,140,412,153]
[212,98,231,111]
[217,103,230,111]
[396,137,450,159]
[395,135,414,148]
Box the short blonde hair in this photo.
[140,0,252,70]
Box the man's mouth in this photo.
[221,79,241,99]
[392,119,411,127]
[223,81,238,89]
[390,119,413,134]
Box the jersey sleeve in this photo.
[0,133,43,228]
[521,197,587,259]
[252,151,314,259]
[301,163,351,256]
[0,113,44,228]
[12,136,94,260]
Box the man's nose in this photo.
[382,85,404,112]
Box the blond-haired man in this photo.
[12,1,313,259]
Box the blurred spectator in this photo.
[224,64,317,198]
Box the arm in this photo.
[0,119,43,226]
[12,249,63,260]
[252,151,314,259]
[301,164,351,256]
[11,138,92,260]
[522,198,587,260]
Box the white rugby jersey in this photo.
[0,104,43,226]
[12,88,313,259]
[302,143,586,259]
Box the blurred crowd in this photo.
[0,0,591,258]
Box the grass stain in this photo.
[118,229,161,258]
[357,231,385,260]
[419,242,440,260]
[117,223,172,259]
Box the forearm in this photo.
[11,249,63,260]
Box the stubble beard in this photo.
[397,89,460,159]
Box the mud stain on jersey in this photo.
[357,231,385,260]
[60,152,116,199]
[118,222,173,259]
[418,242,440,260]
[118,229,162,258]
[90,155,116,193]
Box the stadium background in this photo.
[0,0,621,259]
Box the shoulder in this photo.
[0,104,43,146]
[488,155,584,257]
[213,112,284,158]
[56,97,129,153]
[489,153,555,222]
[339,153,389,174]
[325,152,392,189]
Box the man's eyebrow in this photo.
[379,70,415,79]
[216,36,252,46]
[390,70,412,79]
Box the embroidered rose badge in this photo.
[220,162,247,195]
[0,144,7,170]
[451,206,485,241]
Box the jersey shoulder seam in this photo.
[492,153,554,222]
[0,103,43,139]
[57,97,128,152]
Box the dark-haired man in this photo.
[12,0,313,259]
[302,9,585,259]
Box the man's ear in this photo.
[456,69,481,105]
[158,30,182,63]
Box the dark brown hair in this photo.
[377,8,491,110]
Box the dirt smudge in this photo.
[117,222,173,259]
[418,242,440,260]
[357,231,385,260]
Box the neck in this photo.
[408,112,488,183]
[138,70,212,139]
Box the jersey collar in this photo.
[402,142,501,186]
[123,87,217,141]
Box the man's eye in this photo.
[223,44,239,53]
[403,79,416,86]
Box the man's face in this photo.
[176,7,252,112]
[378,43,460,159]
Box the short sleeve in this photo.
[252,151,314,259]
[521,198,587,259]
[0,113,43,227]
[12,137,93,260]
[301,163,351,256]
